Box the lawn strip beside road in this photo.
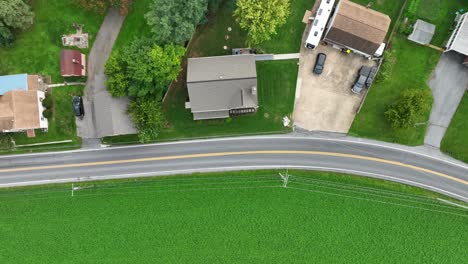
[441,92,468,164]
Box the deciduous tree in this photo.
[234,0,290,46]
[128,97,165,143]
[0,0,34,47]
[145,0,208,45]
[385,89,432,129]
[105,38,186,98]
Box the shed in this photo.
[408,19,436,45]
[60,50,86,77]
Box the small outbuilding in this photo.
[60,50,86,77]
[408,19,436,45]
[185,55,258,120]
[324,0,391,57]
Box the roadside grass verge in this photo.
[1,170,466,263]
[441,92,468,163]
[10,86,84,150]
[349,37,439,145]
[0,0,103,82]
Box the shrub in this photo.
[128,96,165,143]
[385,89,432,129]
[42,93,53,109]
[0,134,14,151]
[43,109,53,119]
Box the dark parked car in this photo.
[366,67,378,87]
[352,75,367,94]
[313,53,327,74]
[72,96,84,118]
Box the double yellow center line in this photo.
[0,150,466,185]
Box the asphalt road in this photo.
[0,135,467,202]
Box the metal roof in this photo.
[187,55,256,83]
[0,74,28,95]
[446,12,468,56]
[186,55,258,120]
[408,19,436,45]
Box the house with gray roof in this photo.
[446,12,468,56]
[185,55,258,120]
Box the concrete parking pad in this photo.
[294,44,377,133]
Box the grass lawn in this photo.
[1,170,466,263]
[257,0,315,53]
[112,0,153,52]
[412,0,468,46]
[7,86,84,152]
[441,92,468,163]
[349,37,439,145]
[0,0,103,82]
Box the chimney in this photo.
[72,59,78,64]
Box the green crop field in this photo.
[1,170,466,263]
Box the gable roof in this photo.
[60,50,86,76]
[408,19,436,45]
[187,55,257,83]
[0,90,40,131]
[0,74,28,95]
[325,0,391,55]
[186,55,258,119]
[447,12,468,55]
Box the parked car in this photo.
[352,75,367,94]
[366,67,378,87]
[313,53,327,74]
[72,96,84,118]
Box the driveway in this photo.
[424,51,468,148]
[76,8,136,144]
[294,44,377,132]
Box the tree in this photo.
[75,0,131,15]
[234,0,290,46]
[105,38,186,98]
[145,0,208,45]
[385,89,432,129]
[0,0,34,47]
[128,97,165,143]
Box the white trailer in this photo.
[304,0,335,49]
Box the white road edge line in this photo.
[437,198,468,209]
[1,165,467,202]
[1,135,467,170]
